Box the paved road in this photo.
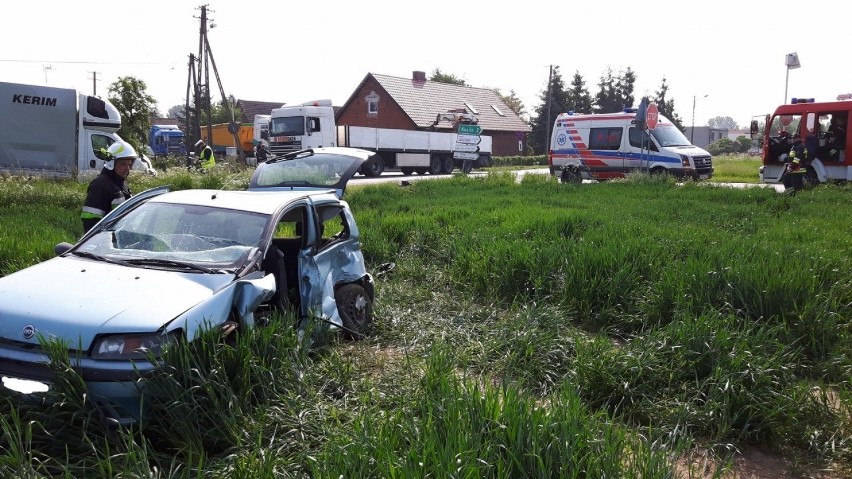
[350,168,787,192]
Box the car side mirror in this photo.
[54,242,73,256]
[750,120,759,136]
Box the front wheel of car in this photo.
[335,284,373,340]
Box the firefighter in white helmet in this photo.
[80,141,136,233]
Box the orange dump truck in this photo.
[201,123,254,156]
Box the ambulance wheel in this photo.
[428,157,442,175]
[400,167,415,176]
[441,156,454,174]
[650,167,668,177]
[560,167,581,184]
[335,284,372,340]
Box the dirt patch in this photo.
[675,446,846,478]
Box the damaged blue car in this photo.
[0,147,377,424]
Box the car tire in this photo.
[400,167,415,176]
[335,284,372,340]
[428,156,442,175]
[650,167,668,177]
[441,157,454,174]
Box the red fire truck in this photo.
[754,93,850,184]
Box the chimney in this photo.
[412,70,426,82]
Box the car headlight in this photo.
[680,154,690,167]
[91,331,180,360]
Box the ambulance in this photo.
[548,109,714,182]
[755,94,851,184]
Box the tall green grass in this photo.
[0,169,849,476]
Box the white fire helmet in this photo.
[104,141,137,170]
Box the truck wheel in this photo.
[335,284,372,340]
[441,157,454,174]
[363,156,385,177]
[400,167,415,176]
[428,157,442,175]
[415,168,428,175]
[462,160,473,174]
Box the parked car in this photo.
[0,147,377,424]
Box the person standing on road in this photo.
[195,139,216,170]
[80,141,135,233]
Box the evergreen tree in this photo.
[566,71,593,114]
[429,68,466,85]
[492,88,527,119]
[528,66,570,154]
[593,67,618,113]
[594,67,637,113]
[653,77,685,132]
[615,67,636,111]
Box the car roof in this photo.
[149,188,340,215]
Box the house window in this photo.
[464,102,479,114]
[491,105,505,116]
[365,91,379,117]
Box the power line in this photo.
[0,58,165,65]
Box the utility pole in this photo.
[186,4,244,164]
[88,71,101,96]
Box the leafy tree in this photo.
[209,94,242,125]
[653,77,685,132]
[492,88,526,119]
[167,104,185,119]
[430,68,466,85]
[528,66,571,154]
[708,116,739,130]
[735,135,751,152]
[706,137,738,155]
[566,71,593,114]
[108,76,157,152]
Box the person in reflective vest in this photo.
[195,139,215,169]
[81,141,134,233]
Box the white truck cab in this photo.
[548,109,714,182]
[268,100,336,155]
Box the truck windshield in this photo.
[650,125,692,147]
[270,116,305,136]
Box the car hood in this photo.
[0,256,235,349]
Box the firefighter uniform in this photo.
[783,135,807,194]
[81,142,134,233]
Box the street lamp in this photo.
[784,52,801,104]
[691,94,708,143]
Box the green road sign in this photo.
[457,124,482,135]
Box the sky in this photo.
[3,0,849,131]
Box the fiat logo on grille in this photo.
[22,325,35,340]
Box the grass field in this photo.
[0,162,848,477]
